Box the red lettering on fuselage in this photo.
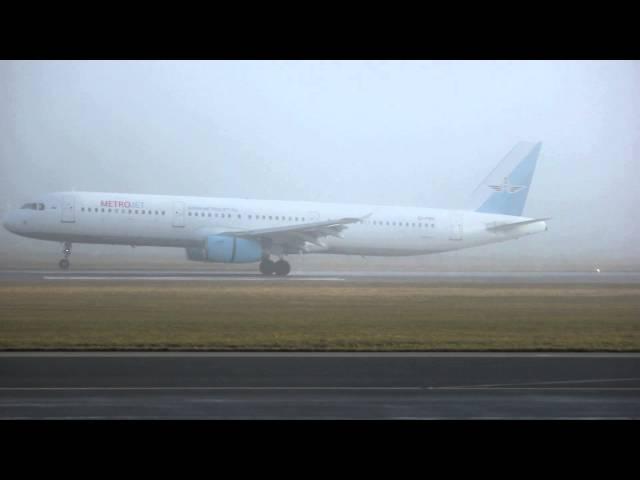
[100,200,142,209]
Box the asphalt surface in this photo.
[1,269,639,284]
[1,353,639,419]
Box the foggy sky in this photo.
[1,60,638,268]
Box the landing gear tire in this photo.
[274,260,291,276]
[259,259,276,275]
[59,241,72,270]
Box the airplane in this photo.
[2,141,548,276]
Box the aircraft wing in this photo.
[221,216,368,253]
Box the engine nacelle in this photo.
[186,235,263,263]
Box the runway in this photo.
[1,353,639,419]
[1,269,639,284]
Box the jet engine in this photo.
[185,235,262,263]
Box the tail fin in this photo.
[466,141,541,216]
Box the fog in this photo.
[1,60,638,271]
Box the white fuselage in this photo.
[3,191,547,259]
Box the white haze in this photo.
[1,60,638,271]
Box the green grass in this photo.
[1,282,639,350]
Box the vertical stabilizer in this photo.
[466,141,541,216]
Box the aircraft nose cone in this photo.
[3,212,17,233]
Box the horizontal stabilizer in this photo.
[486,217,551,232]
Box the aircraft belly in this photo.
[323,233,438,256]
[33,217,201,248]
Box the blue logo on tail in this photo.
[474,142,541,217]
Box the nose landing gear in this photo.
[259,257,291,276]
[59,242,72,270]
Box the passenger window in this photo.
[81,208,85,212]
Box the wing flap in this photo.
[219,215,369,252]
[226,217,362,237]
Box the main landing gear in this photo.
[59,241,72,270]
[259,257,291,276]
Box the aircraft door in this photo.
[61,195,76,223]
[172,201,186,227]
[448,212,463,240]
